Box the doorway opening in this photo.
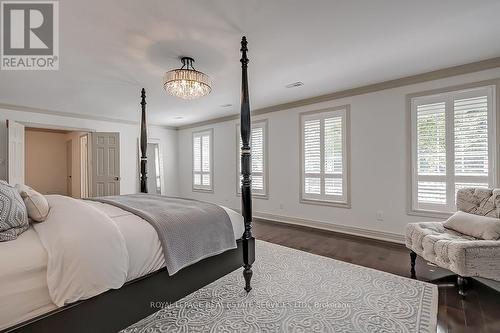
[24,128,91,198]
[145,139,164,195]
[7,120,121,197]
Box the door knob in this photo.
[114,177,120,181]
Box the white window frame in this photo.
[192,129,214,192]
[236,119,269,198]
[409,85,497,217]
[300,106,350,208]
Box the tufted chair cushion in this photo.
[405,188,500,281]
[456,188,500,218]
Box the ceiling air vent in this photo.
[285,81,304,88]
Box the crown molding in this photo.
[148,123,178,130]
[0,102,177,130]
[177,114,240,130]
[2,56,499,131]
[178,56,500,130]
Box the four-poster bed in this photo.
[2,37,255,333]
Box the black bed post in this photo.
[240,36,255,292]
[140,88,148,193]
[410,251,417,279]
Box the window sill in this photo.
[407,209,453,220]
[192,188,214,194]
[300,198,351,209]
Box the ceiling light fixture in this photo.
[163,57,211,100]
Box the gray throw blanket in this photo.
[88,194,236,275]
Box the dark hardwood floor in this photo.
[252,219,500,333]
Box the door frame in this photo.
[79,134,91,198]
[16,122,94,133]
[66,139,72,196]
[146,138,165,195]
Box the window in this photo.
[192,129,213,191]
[300,107,350,207]
[236,120,268,197]
[410,85,496,215]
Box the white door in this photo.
[91,132,120,196]
[7,120,25,186]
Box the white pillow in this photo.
[15,184,31,195]
[444,211,500,240]
[16,185,50,222]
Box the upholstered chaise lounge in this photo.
[405,188,500,296]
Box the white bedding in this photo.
[0,228,56,330]
[0,195,244,330]
[83,200,244,281]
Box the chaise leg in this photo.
[410,251,417,279]
[243,264,253,292]
[457,275,467,298]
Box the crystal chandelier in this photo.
[163,57,211,100]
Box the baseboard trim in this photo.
[252,211,406,244]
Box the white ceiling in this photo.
[1,0,500,126]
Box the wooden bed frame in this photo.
[4,37,255,333]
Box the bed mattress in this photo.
[0,199,244,330]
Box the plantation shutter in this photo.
[201,135,210,186]
[453,95,489,194]
[301,108,348,205]
[324,116,343,196]
[415,102,447,206]
[412,86,494,213]
[237,121,267,196]
[251,126,264,191]
[193,130,213,190]
[193,135,202,186]
[303,119,321,195]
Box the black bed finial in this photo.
[140,88,148,193]
[240,36,249,67]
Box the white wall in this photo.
[0,109,179,196]
[25,130,69,195]
[177,68,500,238]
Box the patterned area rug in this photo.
[123,240,438,333]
